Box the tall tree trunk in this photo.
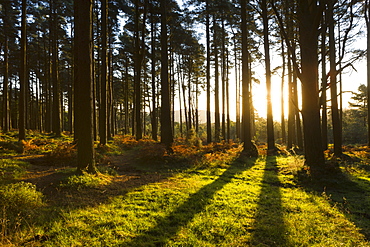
[3,36,9,133]
[241,0,253,153]
[281,38,286,144]
[150,6,158,141]
[19,0,27,141]
[99,0,108,145]
[160,0,173,148]
[366,0,370,146]
[51,0,61,136]
[134,0,142,140]
[321,11,328,150]
[74,0,96,173]
[226,48,230,141]
[298,0,325,169]
[294,71,304,149]
[206,0,212,143]
[235,36,241,140]
[188,70,192,130]
[262,0,275,151]
[287,47,295,149]
[221,19,226,140]
[214,17,220,142]
[328,0,342,156]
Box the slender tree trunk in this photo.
[241,0,253,153]
[235,37,240,140]
[321,12,328,150]
[206,0,212,143]
[3,36,9,133]
[134,0,142,140]
[221,19,226,140]
[74,0,96,173]
[51,0,61,137]
[262,0,275,151]
[366,0,370,146]
[281,39,286,144]
[99,0,108,145]
[294,71,303,149]
[19,0,27,141]
[150,7,158,141]
[226,49,230,141]
[328,0,342,156]
[160,0,173,147]
[188,70,192,130]
[214,17,220,142]
[287,47,295,149]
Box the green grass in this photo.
[0,159,29,180]
[0,133,370,246]
[4,155,368,246]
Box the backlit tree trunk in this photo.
[160,0,173,148]
[298,0,325,168]
[19,0,27,141]
[74,0,96,173]
[262,0,275,151]
[206,0,212,143]
[99,0,108,145]
[328,0,342,156]
[241,0,253,153]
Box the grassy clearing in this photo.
[7,157,370,246]
[0,134,370,246]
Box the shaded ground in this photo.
[19,153,170,208]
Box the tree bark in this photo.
[206,0,212,143]
[281,39,286,144]
[51,0,61,137]
[241,0,253,153]
[298,0,325,168]
[150,5,158,141]
[321,11,328,150]
[74,0,96,173]
[99,0,108,145]
[19,0,27,141]
[366,0,370,146]
[213,17,220,143]
[3,36,9,133]
[262,0,275,151]
[328,0,342,156]
[160,0,173,148]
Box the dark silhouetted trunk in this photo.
[160,0,173,147]
[262,0,275,151]
[298,0,325,168]
[206,0,212,143]
[328,0,342,156]
[19,0,27,141]
[74,0,96,173]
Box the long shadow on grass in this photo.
[123,157,256,247]
[250,156,288,246]
[297,166,370,241]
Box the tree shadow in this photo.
[250,156,288,246]
[122,157,257,247]
[296,166,370,241]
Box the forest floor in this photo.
[1,132,370,246]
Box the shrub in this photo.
[0,182,44,238]
[59,173,110,190]
[0,159,29,180]
[136,144,167,164]
[47,143,77,165]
